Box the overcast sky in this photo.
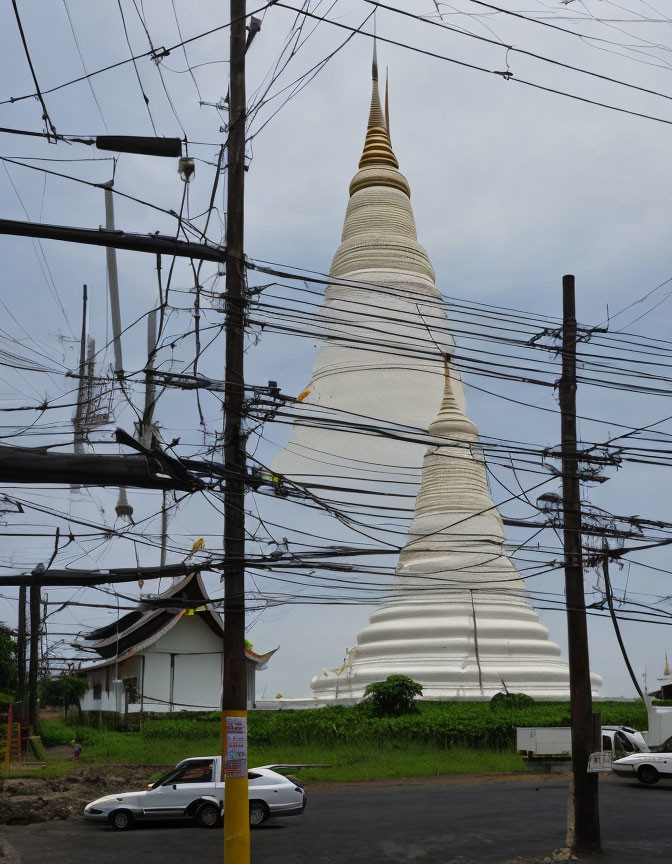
[2,1,672,701]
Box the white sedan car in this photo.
[84,758,306,830]
[612,752,672,785]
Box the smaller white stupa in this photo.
[311,362,603,700]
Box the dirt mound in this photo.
[0,764,169,825]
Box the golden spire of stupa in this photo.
[665,651,670,677]
[358,41,398,170]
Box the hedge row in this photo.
[43,701,653,751]
[245,701,650,750]
[121,701,654,750]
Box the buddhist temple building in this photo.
[77,572,276,714]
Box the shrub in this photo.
[362,675,423,717]
[490,692,535,711]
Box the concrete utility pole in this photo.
[222,0,249,861]
[559,275,600,854]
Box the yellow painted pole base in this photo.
[222,709,250,864]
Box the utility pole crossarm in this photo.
[0,444,197,491]
[0,218,226,262]
[0,559,227,588]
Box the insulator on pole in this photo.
[115,487,133,520]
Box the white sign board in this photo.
[225,716,248,778]
[587,751,612,773]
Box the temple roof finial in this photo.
[358,42,398,170]
[428,357,478,438]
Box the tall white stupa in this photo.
[272,52,601,700]
[271,47,463,488]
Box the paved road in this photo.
[2,775,670,863]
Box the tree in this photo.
[38,674,88,713]
[0,623,17,694]
[362,675,423,717]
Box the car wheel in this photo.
[196,803,221,828]
[249,802,268,827]
[111,810,134,831]
[637,765,660,786]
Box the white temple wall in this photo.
[145,615,223,653]
[141,652,171,709]
[171,653,221,712]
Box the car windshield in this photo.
[149,768,176,788]
[161,759,212,786]
[175,761,213,783]
[152,760,214,788]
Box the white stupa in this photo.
[271,48,464,488]
[272,52,601,700]
[311,363,602,699]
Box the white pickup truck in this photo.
[517,725,647,759]
[83,756,306,830]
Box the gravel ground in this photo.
[0,764,168,825]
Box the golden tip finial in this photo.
[358,47,398,171]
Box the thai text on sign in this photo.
[224,715,247,778]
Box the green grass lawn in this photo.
[249,743,526,782]
[36,720,525,781]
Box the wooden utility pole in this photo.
[559,275,600,854]
[16,585,26,719]
[222,1,249,862]
[28,582,41,731]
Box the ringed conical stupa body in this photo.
[311,364,602,699]
[271,49,463,488]
[272,52,601,700]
